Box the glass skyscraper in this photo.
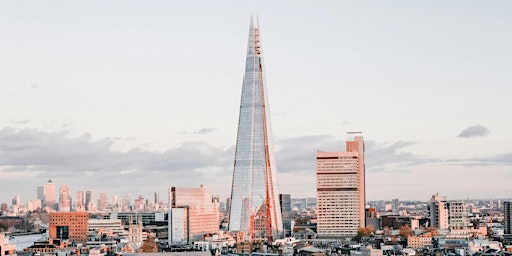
[228,19,283,241]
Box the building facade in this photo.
[228,19,283,241]
[49,212,89,245]
[448,201,471,231]
[316,135,365,238]
[429,193,449,230]
[169,185,219,242]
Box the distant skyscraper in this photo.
[85,191,93,211]
[504,201,512,235]
[228,19,283,241]
[316,135,365,238]
[75,191,85,211]
[279,194,292,237]
[44,180,56,210]
[37,185,45,205]
[59,185,71,212]
[98,193,108,211]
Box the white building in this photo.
[316,136,365,238]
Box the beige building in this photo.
[407,234,432,249]
[316,135,365,238]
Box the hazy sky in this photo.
[1,1,511,205]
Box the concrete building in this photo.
[169,185,219,243]
[429,193,449,230]
[49,211,89,245]
[0,233,16,256]
[316,135,365,238]
[448,201,471,231]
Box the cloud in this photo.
[179,127,217,134]
[457,124,490,138]
[0,127,234,200]
[194,128,217,134]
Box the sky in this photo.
[1,1,511,205]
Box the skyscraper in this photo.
[59,184,71,212]
[228,19,283,241]
[504,201,512,235]
[316,135,365,238]
[44,180,56,210]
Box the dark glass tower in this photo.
[229,19,283,241]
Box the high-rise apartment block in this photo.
[169,185,219,243]
[228,19,283,241]
[448,201,471,230]
[429,193,449,230]
[316,135,365,238]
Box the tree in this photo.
[399,225,412,238]
[352,226,375,242]
[141,234,158,252]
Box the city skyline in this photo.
[1,1,511,203]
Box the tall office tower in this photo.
[59,185,71,212]
[85,191,93,211]
[448,201,470,230]
[97,193,108,211]
[429,192,449,230]
[169,185,219,243]
[228,19,283,241]
[279,194,292,237]
[37,185,45,205]
[134,196,145,211]
[75,191,85,211]
[12,195,21,207]
[504,201,512,234]
[392,198,399,212]
[44,180,57,210]
[316,135,365,238]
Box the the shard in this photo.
[228,19,283,241]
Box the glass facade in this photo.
[229,20,283,240]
